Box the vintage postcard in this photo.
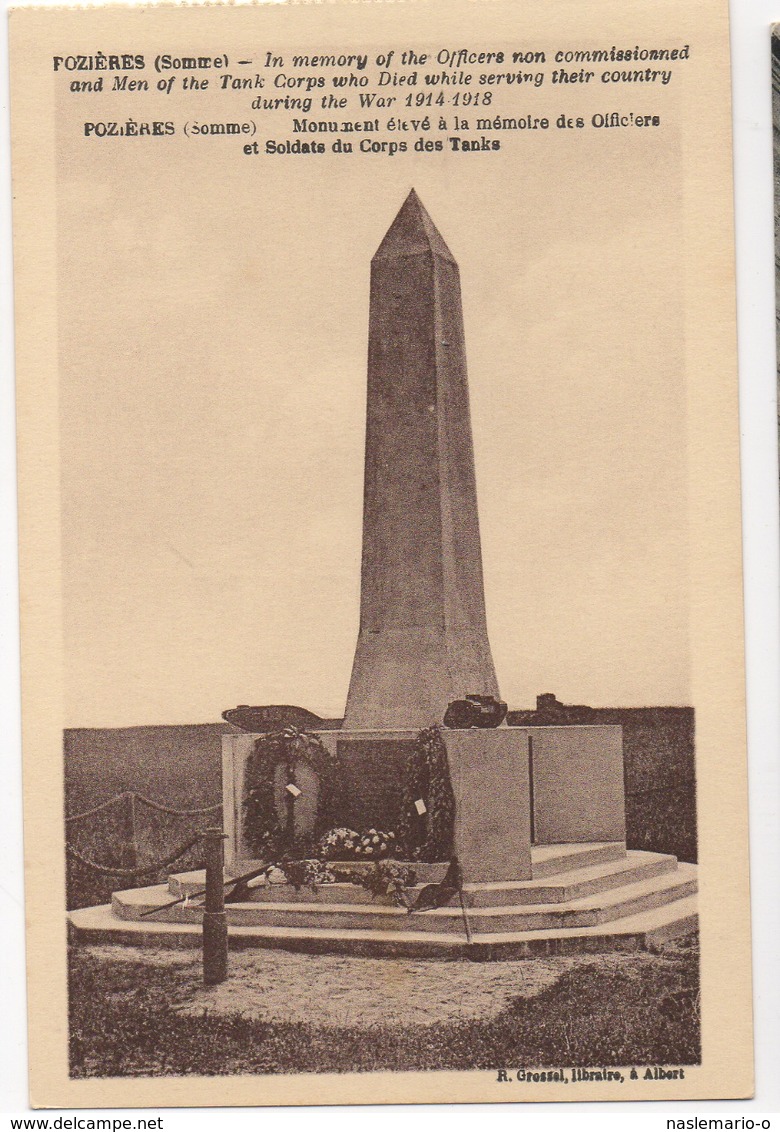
[10,0,752,1108]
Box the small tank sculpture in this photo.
[222,705,328,733]
[443,694,508,729]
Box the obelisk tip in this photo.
[373,190,456,264]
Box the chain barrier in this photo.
[66,790,221,823]
[66,791,222,908]
[66,834,204,878]
[129,794,222,817]
[65,792,128,824]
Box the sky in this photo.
[57,78,688,726]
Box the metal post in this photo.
[201,828,228,985]
[127,792,138,870]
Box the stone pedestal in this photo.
[443,729,532,881]
[530,726,625,844]
[222,724,624,880]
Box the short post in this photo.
[201,827,228,986]
[127,792,138,870]
[120,791,138,870]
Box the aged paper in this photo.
[10,0,752,1108]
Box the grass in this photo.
[69,936,700,1077]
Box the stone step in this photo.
[464,851,676,905]
[168,871,212,899]
[168,842,629,900]
[166,864,443,901]
[168,850,674,907]
[168,861,449,898]
[112,864,696,934]
[69,893,699,958]
[530,842,626,878]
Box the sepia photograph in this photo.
[64,185,699,1079]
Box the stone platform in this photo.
[68,842,698,959]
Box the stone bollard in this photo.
[201,827,228,986]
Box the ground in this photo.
[68,935,700,1077]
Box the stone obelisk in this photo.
[344,190,500,730]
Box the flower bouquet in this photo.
[318,826,397,861]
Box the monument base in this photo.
[68,722,664,959]
[222,724,625,883]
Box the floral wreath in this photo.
[243,728,342,858]
[396,725,455,861]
